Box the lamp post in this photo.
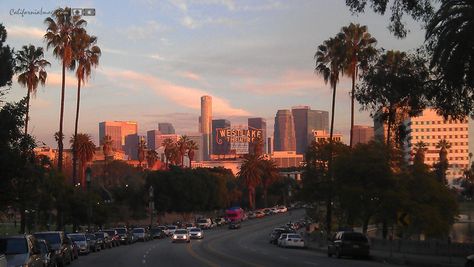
[149,185,154,228]
[85,167,92,231]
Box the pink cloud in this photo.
[179,71,202,81]
[7,26,44,39]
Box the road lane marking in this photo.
[186,242,220,267]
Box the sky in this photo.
[0,0,426,147]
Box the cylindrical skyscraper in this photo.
[200,95,212,160]
[273,109,296,151]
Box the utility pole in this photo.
[149,185,154,228]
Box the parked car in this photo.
[101,230,120,247]
[114,228,132,245]
[86,234,101,252]
[196,218,213,229]
[150,228,166,239]
[66,237,78,260]
[164,225,177,236]
[0,235,43,267]
[33,231,73,267]
[132,228,149,242]
[278,233,305,248]
[172,229,190,243]
[95,232,111,249]
[67,233,90,255]
[466,254,474,267]
[277,206,288,213]
[327,231,370,258]
[37,239,58,267]
[184,223,195,230]
[0,253,6,267]
[214,217,227,226]
[255,211,265,218]
[189,228,204,239]
[228,221,241,229]
[269,227,295,244]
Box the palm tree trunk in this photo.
[24,88,31,136]
[72,78,81,185]
[326,83,337,234]
[58,60,66,172]
[350,68,356,148]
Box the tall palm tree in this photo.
[102,135,113,186]
[162,138,175,169]
[315,35,345,233]
[186,140,199,168]
[177,135,190,168]
[44,7,87,171]
[70,133,95,189]
[339,23,377,147]
[436,139,452,184]
[413,141,428,165]
[260,159,280,207]
[238,154,262,210]
[14,45,50,136]
[146,149,158,169]
[70,32,101,185]
[137,138,147,169]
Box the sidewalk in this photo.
[306,241,466,267]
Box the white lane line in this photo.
[142,259,146,264]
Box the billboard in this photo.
[215,126,263,155]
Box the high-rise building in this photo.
[403,108,469,182]
[147,130,160,151]
[200,96,212,160]
[124,134,139,160]
[291,106,329,154]
[158,123,175,134]
[267,137,273,154]
[99,121,138,155]
[248,117,267,154]
[274,110,296,151]
[186,133,204,163]
[352,125,374,145]
[212,119,231,155]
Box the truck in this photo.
[225,207,245,223]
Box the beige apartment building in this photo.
[403,109,470,181]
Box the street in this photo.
[73,210,401,267]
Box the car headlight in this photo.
[197,233,202,236]
[172,235,177,239]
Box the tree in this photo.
[434,139,451,184]
[70,133,95,189]
[339,23,377,147]
[425,0,474,119]
[314,35,346,232]
[186,140,198,168]
[137,138,146,169]
[70,32,101,185]
[413,141,428,165]
[238,154,262,210]
[146,149,158,169]
[356,50,429,146]
[14,45,50,137]
[260,159,280,207]
[0,24,14,100]
[162,138,175,169]
[177,135,190,168]
[345,0,435,38]
[44,7,87,171]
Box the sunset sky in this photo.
[0,0,425,146]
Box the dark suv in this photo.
[114,228,132,245]
[328,231,370,258]
[0,235,43,267]
[34,231,73,267]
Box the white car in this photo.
[277,206,288,213]
[189,228,204,239]
[172,229,190,243]
[279,233,305,248]
[196,218,213,229]
[164,225,177,236]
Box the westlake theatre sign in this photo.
[215,127,263,144]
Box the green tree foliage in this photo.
[0,24,14,100]
[238,154,263,210]
[425,0,474,119]
[345,0,435,38]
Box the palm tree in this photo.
[413,141,428,165]
[137,138,147,169]
[102,135,113,186]
[14,45,50,136]
[315,35,345,233]
[186,140,198,168]
[339,23,377,147]
[70,133,95,189]
[70,32,101,185]
[426,0,474,91]
[44,7,87,171]
[177,135,190,168]
[238,154,262,210]
[146,149,158,169]
[436,138,452,184]
[260,159,280,207]
[162,138,175,169]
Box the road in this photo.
[73,210,402,267]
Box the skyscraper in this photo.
[212,119,231,155]
[292,106,329,154]
[248,117,267,154]
[352,125,374,146]
[186,133,204,163]
[99,121,138,154]
[158,123,175,134]
[200,96,212,160]
[274,110,296,151]
[124,134,139,160]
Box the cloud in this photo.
[150,53,164,60]
[7,25,44,39]
[178,71,202,81]
[101,68,250,116]
[122,20,168,40]
[101,47,127,55]
[180,14,238,29]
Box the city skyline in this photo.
[1,0,426,147]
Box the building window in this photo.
[432,121,435,124]
[455,135,458,138]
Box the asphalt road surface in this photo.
[73,210,401,267]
